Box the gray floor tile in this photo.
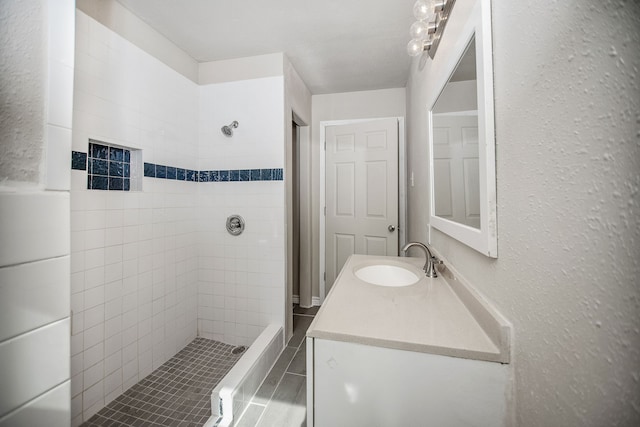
[252,346,297,405]
[234,403,265,427]
[257,373,306,427]
[287,343,306,376]
[242,309,315,426]
[288,315,313,348]
[81,338,240,427]
[293,305,320,316]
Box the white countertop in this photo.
[307,254,510,363]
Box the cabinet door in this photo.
[312,338,508,427]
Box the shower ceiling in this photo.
[114,0,417,94]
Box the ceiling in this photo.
[115,0,417,94]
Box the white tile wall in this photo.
[197,77,286,346]
[45,125,72,190]
[0,0,74,424]
[71,12,199,425]
[72,13,198,170]
[197,181,286,346]
[0,256,70,342]
[0,381,71,427]
[198,77,285,171]
[70,10,287,424]
[0,193,70,267]
[47,58,75,130]
[0,319,70,415]
[70,180,198,424]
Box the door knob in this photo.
[388,225,396,232]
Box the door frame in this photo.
[319,117,407,302]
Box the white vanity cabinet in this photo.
[307,338,508,427]
[306,255,511,427]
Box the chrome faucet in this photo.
[401,242,440,278]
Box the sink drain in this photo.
[231,345,246,355]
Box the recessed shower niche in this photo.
[86,139,143,191]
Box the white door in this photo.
[325,118,399,292]
[432,113,480,228]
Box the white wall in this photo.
[197,77,286,346]
[199,53,284,85]
[284,54,312,332]
[70,12,199,424]
[0,0,75,426]
[406,0,640,425]
[310,88,406,298]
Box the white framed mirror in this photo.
[427,0,497,257]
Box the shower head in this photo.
[221,121,239,137]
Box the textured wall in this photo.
[406,0,640,425]
[0,2,45,184]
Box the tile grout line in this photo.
[284,372,306,378]
[254,347,298,406]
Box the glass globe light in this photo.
[407,39,425,57]
[412,0,432,21]
[409,20,430,41]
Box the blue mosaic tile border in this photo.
[71,151,87,170]
[144,163,283,182]
[142,162,282,182]
[196,168,283,182]
[144,163,198,181]
[71,151,283,185]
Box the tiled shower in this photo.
[70,11,286,425]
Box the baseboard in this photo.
[292,295,321,307]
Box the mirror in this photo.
[432,37,479,229]
[427,0,497,258]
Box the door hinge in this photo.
[324,140,326,151]
[323,272,326,281]
[324,206,326,216]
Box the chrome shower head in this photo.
[221,121,239,137]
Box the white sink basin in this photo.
[355,264,420,287]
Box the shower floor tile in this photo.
[82,338,242,427]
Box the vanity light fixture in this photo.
[406,0,456,58]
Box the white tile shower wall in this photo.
[198,77,285,171]
[197,78,286,347]
[70,12,199,425]
[197,182,285,346]
[70,10,288,425]
[70,177,198,423]
[72,11,198,169]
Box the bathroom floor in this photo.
[81,338,241,427]
[81,305,318,427]
[234,304,319,427]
